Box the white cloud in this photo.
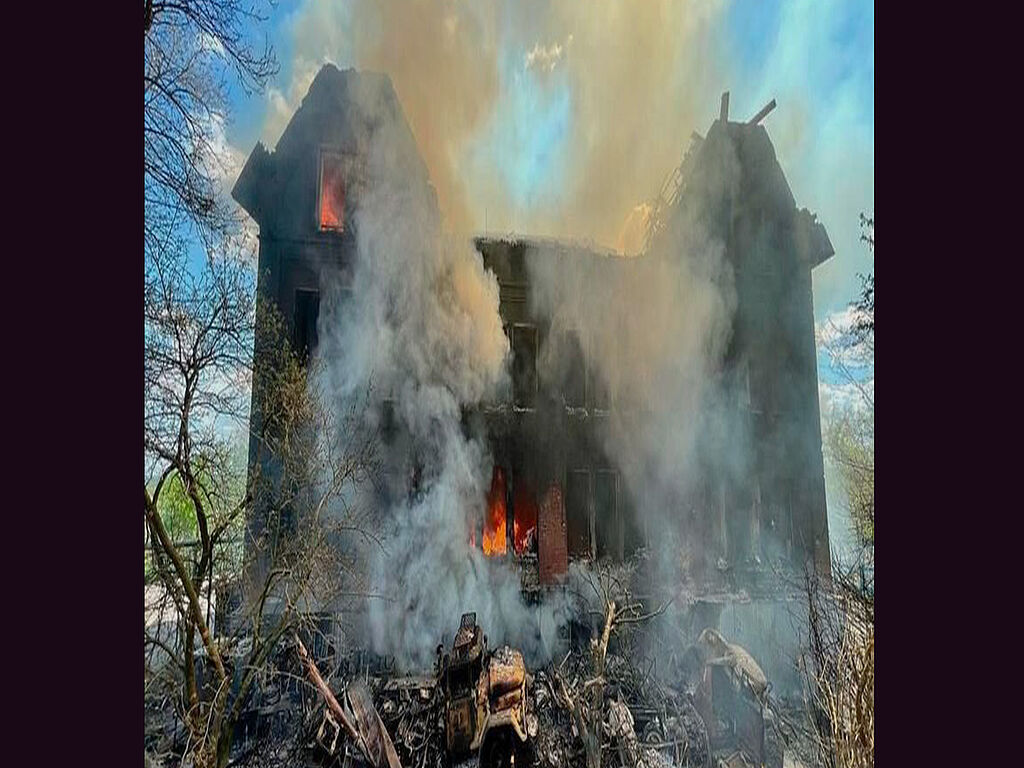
[524,35,572,72]
[816,306,872,370]
[200,110,261,262]
[816,306,873,423]
[198,31,226,57]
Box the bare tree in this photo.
[800,560,874,768]
[144,239,383,768]
[143,6,387,767]
[144,0,278,260]
[851,214,874,347]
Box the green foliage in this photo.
[158,472,202,541]
[825,405,874,547]
[144,445,248,579]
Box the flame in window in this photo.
[320,153,345,230]
[482,467,507,556]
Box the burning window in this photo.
[593,471,620,560]
[293,289,320,365]
[482,466,507,556]
[319,151,346,231]
[512,325,538,408]
[566,469,591,558]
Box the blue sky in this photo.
[467,49,574,213]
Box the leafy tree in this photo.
[825,407,874,548]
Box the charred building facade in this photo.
[233,66,833,603]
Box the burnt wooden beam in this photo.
[295,634,362,743]
[295,634,403,768]
[747,98,777,126]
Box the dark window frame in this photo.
[293,288,320,366]
[593,469,621,561]
[563,330,587,408]
[511,323,539,409]
[565,468,592,559]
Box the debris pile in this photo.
[235,615,801,768]
[531,648,712,768]
[295,638,719,768]
[376,675,444,768]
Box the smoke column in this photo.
[526,132,743,584]
[315,80,569,669]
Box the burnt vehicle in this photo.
[438,613,533,768]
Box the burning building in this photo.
[232,65,833,671]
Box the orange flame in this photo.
[513,483,538,555]
[482,467,507,556]
[320,155,346,230]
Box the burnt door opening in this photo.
[512,476,538,555]
[566,469,591,558]
[621,481,645,557]
[293,289,320,365]
[727,478,755,563]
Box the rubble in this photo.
[213,612,816,768]
[530,639,712,768]
[296,633,402,768]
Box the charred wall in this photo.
[667,120,832,576]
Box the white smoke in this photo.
[525,128,743,582]
[315,79,570,669]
